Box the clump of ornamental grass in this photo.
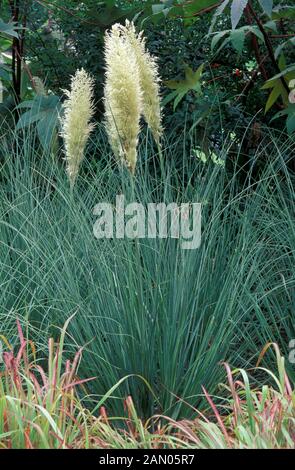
[59,68,95,188]
[165,343,295,449]
[3,325,292,449]
[86,344,295,449]
[0,316,96,449]
[103,22,162,174]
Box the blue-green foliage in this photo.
[0,127,294,418]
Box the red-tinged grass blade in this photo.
[16,341,28,368]
[51,345,60,401]
[24,427,34,449]
[67,348,84,384]
[201,386,231,447]
[16,319,25,346]
[49,430,69,449]
[28,372,42,397]
[99,406,109,424]
[153,414,201,446]
[31,365,48,389]
[222,362,241,426]
[63,376,97,391]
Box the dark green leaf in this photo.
[230,29,245,53]
[0,18,18,39]
[211,30,229,51]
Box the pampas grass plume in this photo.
[123,20,162,144]
[103,24,142,174]
[60,68,95,188]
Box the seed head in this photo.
[60,69,95,187]
[103,24,142,174]
[123,20,162,144]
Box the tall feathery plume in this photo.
[103,24,142,174]
[32,76,47,96]
[59,68,95,188]
[122,20,162,145]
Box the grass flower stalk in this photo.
[59,68,95,188]
[122,20,162,145]
[103,24,142,174]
